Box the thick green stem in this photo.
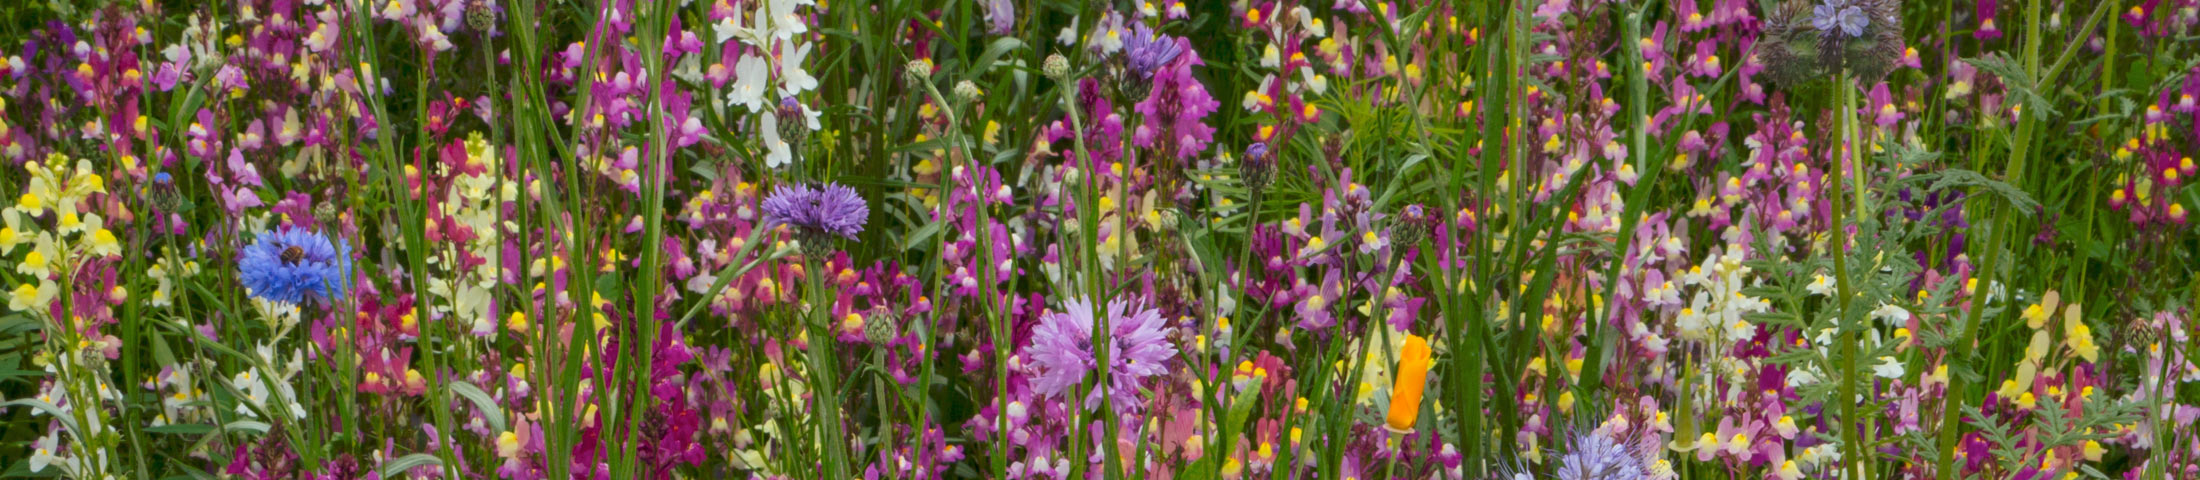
[806,263,854,480]
[1831,69,1869,480]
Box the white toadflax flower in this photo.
[1873,356,1905,379]
[727,54,771,112]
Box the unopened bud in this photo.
[953,81,983,103]
[1043,54,1071,80]
[905,59,935,84]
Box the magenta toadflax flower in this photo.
[239,227,352,306]
[760,182,870,256]
[1025,297,1177,413]
[1867,82,1903,127]
[1974,0,2003,40]
[1133,36,1220,160]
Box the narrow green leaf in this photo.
[449,381,509,433]
[379,453,446,478]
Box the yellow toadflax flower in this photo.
[1385,334,1433,432]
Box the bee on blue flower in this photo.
[239,227,352,306]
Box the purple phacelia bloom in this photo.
[760,182,871,249]
[1553,428,1649,480]
[1024,297,1177,413]
[1500,426,1651,480]
[1812,0,1868,38]
[239,227,352,306]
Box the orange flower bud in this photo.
[1385,334,1434,432]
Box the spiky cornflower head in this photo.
[862,309,899,345]
[147,172,181,212]
[773,96,812,163]
[1024,297,1177,413]
[239,227,351,306]
[465,0,496,32]
[1392,203,1435,250]
[1240,142,1274,192]
[760,182,870,257]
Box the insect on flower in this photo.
[238,227,351,306]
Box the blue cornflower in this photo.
[239,227,351,305]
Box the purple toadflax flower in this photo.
[1133,37,1220,160]
[1024,297,1178,414]
[760,182,871,256]
[984,0,1015,35]
[239,227,352,306]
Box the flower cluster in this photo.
[0,2,2192,480]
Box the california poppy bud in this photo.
[1385,334,1434,432]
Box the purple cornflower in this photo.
[760,182,870,255]
[239,227,352,306]
[1121,23,1183,83]
[1024,297,1177,413]
[1812,0,1868,38]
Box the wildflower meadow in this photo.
[3,0,2200,479]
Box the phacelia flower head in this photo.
[760,182,870,256]
[1811,0,1868,39]
[1502,424,1654,480]
[1553,427,1650,480]
[1024,297,1177,414]
[1763,0,1904,87]
[239,227,352,306]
